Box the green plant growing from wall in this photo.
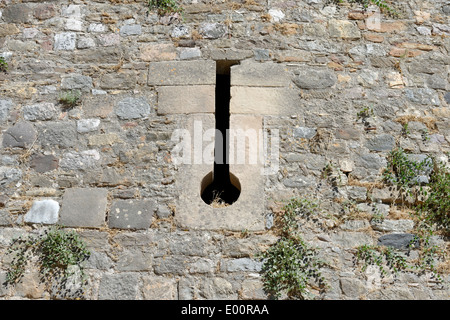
[0,56,8,72]
[327,0,398,16]
[259,198,327,300]
[416,161,450,234]
[58,90,81,109]
[5,226,91,299]
[382,147,432,197]
[148,0,183,15]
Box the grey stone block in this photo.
[0,99,13,123]
[108,199,155,230]
[115,97,151,119]
[37,121,77,148]
[54,32,76,51]
[405,88,440,106]
[230,61,290,87]
[61,74,93,92]
[199,23,227,39]
[24,199,59,225]
[2,121,37,148]
[378,233,419,250]
[2,4,33,23]
[98,273,139,300]
[148,60,216,86]
[119,24,142,37]
[365,134,395,152]
[23,103,58,121]
[59,188,108,228]
[30,154,59,173]
[293,68,337,89]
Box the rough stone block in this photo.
[119,24,142,37]
[2,121,37,148]
[59,150,100,170]
[54,32,76,51]
[98,273,139,300]
[24,199,59,224]
[148,60,216,86]
[100,72,136,90]
[230,61,290,87]
[2,4,33,23]
[115,97,151,119]
[293,68,337,89]
[0,99,13,123]
[108,199,156,230]
[59,188,108,228]
[37,121,77,148]
[61,74,93,92]
[156,85,215,114]
[230,87,301,115]
[378,233,419,250]
[23,102,58,121]
[30,154,59,173]
[77,119,100,133]
[142,276,178,300]
[328,19,361,39]
[140,43,177,62]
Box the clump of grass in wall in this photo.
[382,147,432,198]
[5,226,91,299]
[417,161,450,235]
[327,0,399,17]
[0,56,8,72]
[259,198,327,300]
[58,90,81,109]
[148,0,183,15]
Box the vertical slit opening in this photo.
[201,60,241,207]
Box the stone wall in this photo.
[0,0,449,300]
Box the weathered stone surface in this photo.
[142,276,178,300]
[378,233,419,250]
[30,154,59,173]
[34,4,56,20]
[140,43,177,62]
[293,127,317,139]
[98,273,139,300]
[2,122,37,148]
[148,60,216,86]
[88,133,120,146]
[0,210,13,226]
[0,99,13,123]
[405,88,440,105]
[115,97,151,119]
[294,68,337,89]
[61,74,93,92]
[24,199,59,224]
[38,122,77,148]
[328,20,361,39]
[221,258,263,272]
[0,167,22,188]
[77,119,100,133]
[2,4,33,23]
[0,24,20,37]
[199,23,227,39]
[119,24,142,37]
[230,87,301,115]
[100,72,136,90]
[23,103,58,121]
[59,188,108,228]
[372,219,415,233]
[108,199,155,230]
[54,32,76,51]
[178,47,202,60]
[60,150,100,170]
[365,134,395,152]
[157,85,214,114]
[116,248,153,271]
[73,47,123,64]
[230,61,289,87]
[154,255,189,275]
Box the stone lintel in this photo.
[157,85,215,115]
[148,60,216,86]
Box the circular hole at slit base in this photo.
[200,171,241,207]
